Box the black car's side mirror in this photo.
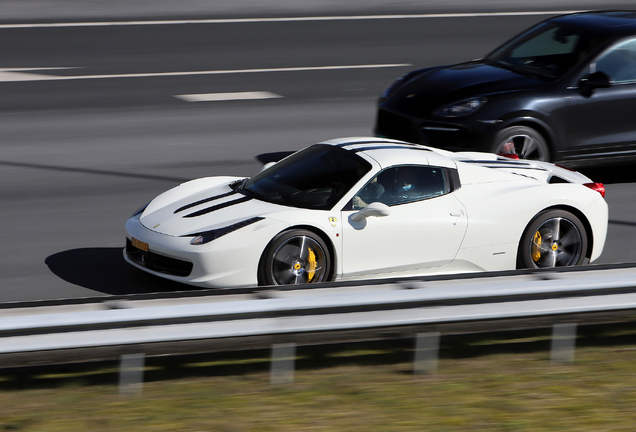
[579,71,612,97]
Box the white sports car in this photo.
[124,137,608,288]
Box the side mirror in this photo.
[579,71,611,96]
[350,202,391,222]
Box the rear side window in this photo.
[591,38,636,83]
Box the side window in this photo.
[591,38,636,83]
[351,166,448,209]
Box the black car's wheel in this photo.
[518,210,588,269]
[492,126,550,161]
[259,229,331,286]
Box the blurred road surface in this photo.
[0,6,635,301]
[0,0,635,20]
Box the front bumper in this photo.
[125,238,193,277]
[123,216,287,288]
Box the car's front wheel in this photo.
[492,126,550,161]
[259,229,331,286]
[518,209,588,269]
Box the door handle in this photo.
[450,210,464,217]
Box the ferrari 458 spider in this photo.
[124,137,608,288]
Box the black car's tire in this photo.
[492,126,550,161]
[517,210,588,269]
[259,229,331,286]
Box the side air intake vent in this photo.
[549,176,570,184]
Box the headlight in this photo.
[185,217,264,245]
[434,97,487,117]
[131,202,150,218]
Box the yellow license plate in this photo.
[131,237,149,252]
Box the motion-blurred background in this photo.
[1,1,634,302]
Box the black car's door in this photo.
[564,38,636,160]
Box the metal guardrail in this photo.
[2,265,636,369]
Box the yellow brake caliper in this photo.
[306,247,317,282]
[532,231,542,262]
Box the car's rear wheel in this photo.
[518,210,588,269]
[492,126,550,161]
[259,229,331,286]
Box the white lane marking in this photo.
[0,11,584,29]
[0,67,80,82]
[174,91,283,102]
[0,71,63,81]
[0,67,79,71]
[0,64,411,83]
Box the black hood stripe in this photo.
[184,196,252,218]
[336,140,414,148]
[174,190,237,214]
[349,145,430,153]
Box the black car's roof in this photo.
[554,11,636,37]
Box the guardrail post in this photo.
[119,353,145,395]
[414,332,440,374]
[271,343,296,384]
[551,323,577,364]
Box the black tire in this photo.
[492,126,550,161]
[517,210,588,269]
[259,229,331,286]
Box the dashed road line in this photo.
[174,91,283,102]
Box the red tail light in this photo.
[498,153,520,160]
[584,182,605,198]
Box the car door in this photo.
[339,165,467,279]
[564,38,636,159]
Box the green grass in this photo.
[1,325,636,431]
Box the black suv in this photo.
[376,11,636,164]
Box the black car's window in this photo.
[511,26,579,57]
[591,38,636,83]
[351,166,448,209]
[243,144,371,210]
[486,22,602,80]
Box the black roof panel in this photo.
[554,11,636,36]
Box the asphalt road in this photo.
[1,10,635,302]
[1,0,635,21]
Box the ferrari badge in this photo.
[329,217,337,227]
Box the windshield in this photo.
[242,144,372,210]
[485,22,604,80]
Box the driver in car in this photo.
[352,176,385,209]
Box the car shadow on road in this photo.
[45,248,192,295]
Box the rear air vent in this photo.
[549,175,570,184]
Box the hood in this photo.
[383,61,546,117]
[138,177,288,237]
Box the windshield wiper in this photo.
[230,177,249,192]
[487,59,552,80]
[485,59,515,72]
